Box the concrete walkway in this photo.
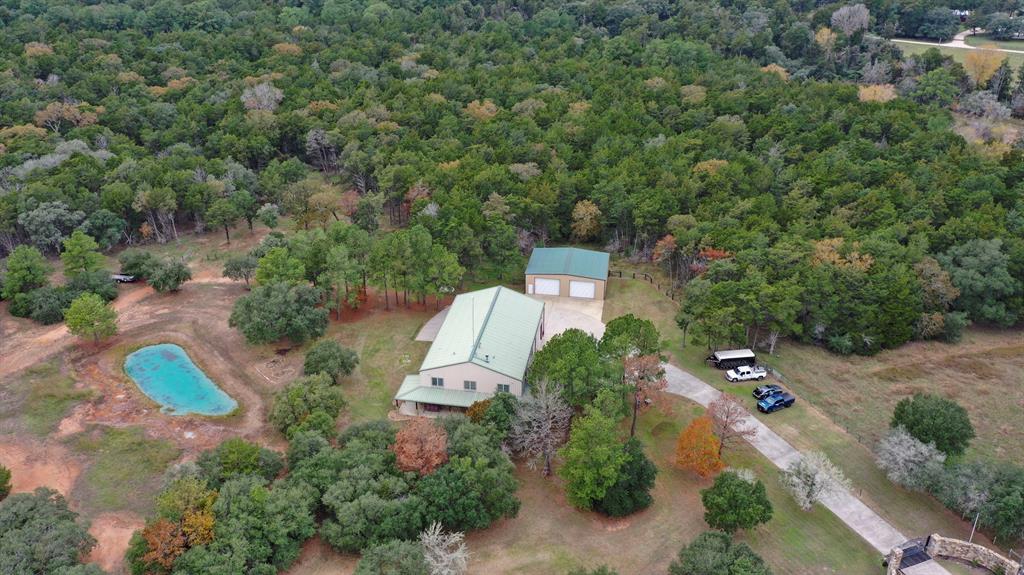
[414,307,449,342]
[662,364,948,572]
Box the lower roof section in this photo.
[394,374,491,408]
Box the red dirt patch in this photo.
[86,512,144,573]
[0,439,81,496]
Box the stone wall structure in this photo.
[926,534,1021,575]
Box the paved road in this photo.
[662,363,949,573]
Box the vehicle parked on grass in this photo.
[111,274,137,283]
[752,384,783,400]
[707,348,757,369]
[757,392,796,413]
[726,365,768,382]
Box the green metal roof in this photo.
[395,375,491,408]
[419,286,544,381]
[525,247,610,280]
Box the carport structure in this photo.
[525,247,610,300]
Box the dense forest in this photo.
[0,0,1022,356]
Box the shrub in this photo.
[149,260,192,292]
[595,438,658,517]
[669,531,772,575]
[270,373,346,438]
[700,471,773,533]
[875,426,946,490]
[0,465,10,501]
[466,399,491,423]
[24,286,74,324]
[196,438,283,488]
[891,393,975,457]
[354,540,428,575]
[302,339,358,383]
[66,269,118,302]
[118,250,159,278]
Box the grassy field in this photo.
[892,39,1024,69]
[0,361,92,436]
[67,425,180,516]
[769,330,1024,463]
[602,277,1004,551]
[963,33,1024,51]
[326,306,433,422]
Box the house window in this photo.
[496,383,510,393]
[463,380,477,391]
[431,377,444,387]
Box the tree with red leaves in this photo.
[392,418,449,475]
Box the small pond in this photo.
[124,343,237,416]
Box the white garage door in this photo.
[569,280,596,299]
[534,278,560,296]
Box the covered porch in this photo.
[394,375,492,417]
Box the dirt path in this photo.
[86,512,145,573]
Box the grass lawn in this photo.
[0,361,92,436]
[290,397,881,575]
[326,307,433,422]
[963,33,1024,51]
[466,400,881,574]
[602,277,1004,551]
[67,425,180,516]
[891,39,1024,69]
[768,330,1024,463]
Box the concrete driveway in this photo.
[530,295,605,346]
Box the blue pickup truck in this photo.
[757,392,796,413]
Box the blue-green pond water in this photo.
[124,343,237,416]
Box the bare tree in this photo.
[624,355,667,437]
[420,522,469,575]
[875,426,946,491]
[305,128,337,173]
[707,393,757,456]
[509,379,573,476]
[860,61,891,85]
[241,82,283,112]
[831,4,870,37]
[781,451,851,511]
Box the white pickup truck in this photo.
[725,365,767,382]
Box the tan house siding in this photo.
[525,274,606,300]
[419,362,524,396]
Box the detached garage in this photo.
[525,247,610,300]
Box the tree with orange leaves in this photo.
[393,418,449,475]
[141,519,187,570]
[675,415,724,477]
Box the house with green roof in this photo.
[525,246,610,300]
[395,286,546,415]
